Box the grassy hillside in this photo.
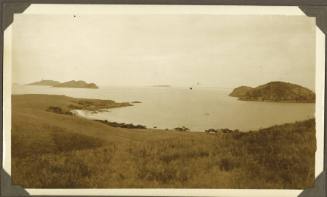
[11,94,316,188]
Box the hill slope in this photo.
[11,94,316,189]
[230,81,315,103]
[229,86,253,97]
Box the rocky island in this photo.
[27,80,61,86]
[230,81,315,103]
[27,80,98,89]
[152,85,171,88]
[53,80,98,89]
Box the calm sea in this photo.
[12,85,315,131]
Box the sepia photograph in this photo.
[2,4,325,196]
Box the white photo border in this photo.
[2,4,325,197]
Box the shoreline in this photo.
[13,93,314,132]
[237,97,315,103]
[11,94,316,188]
[71,100,314,133]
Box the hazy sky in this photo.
[12,14,315,89]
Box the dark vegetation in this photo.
[95,119,147,129]
[47,106,73,115]
[230,81,315,103]
[12,94,316,188]
[205,128,239,134]
[131,101,142,104]
[174,126,190,132]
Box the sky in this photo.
[12,14,316,89]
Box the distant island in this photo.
[152,85,171,88]
[229,81,315,103]
[53,80,98,89]
[28,80,61,86]
[28,80,98,89]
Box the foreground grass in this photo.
[11,94,316,188]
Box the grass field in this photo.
[11,94,316,188]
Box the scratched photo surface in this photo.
[11,13,316,188]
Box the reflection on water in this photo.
[13,85,315,131]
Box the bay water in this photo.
[13,85,315,131]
